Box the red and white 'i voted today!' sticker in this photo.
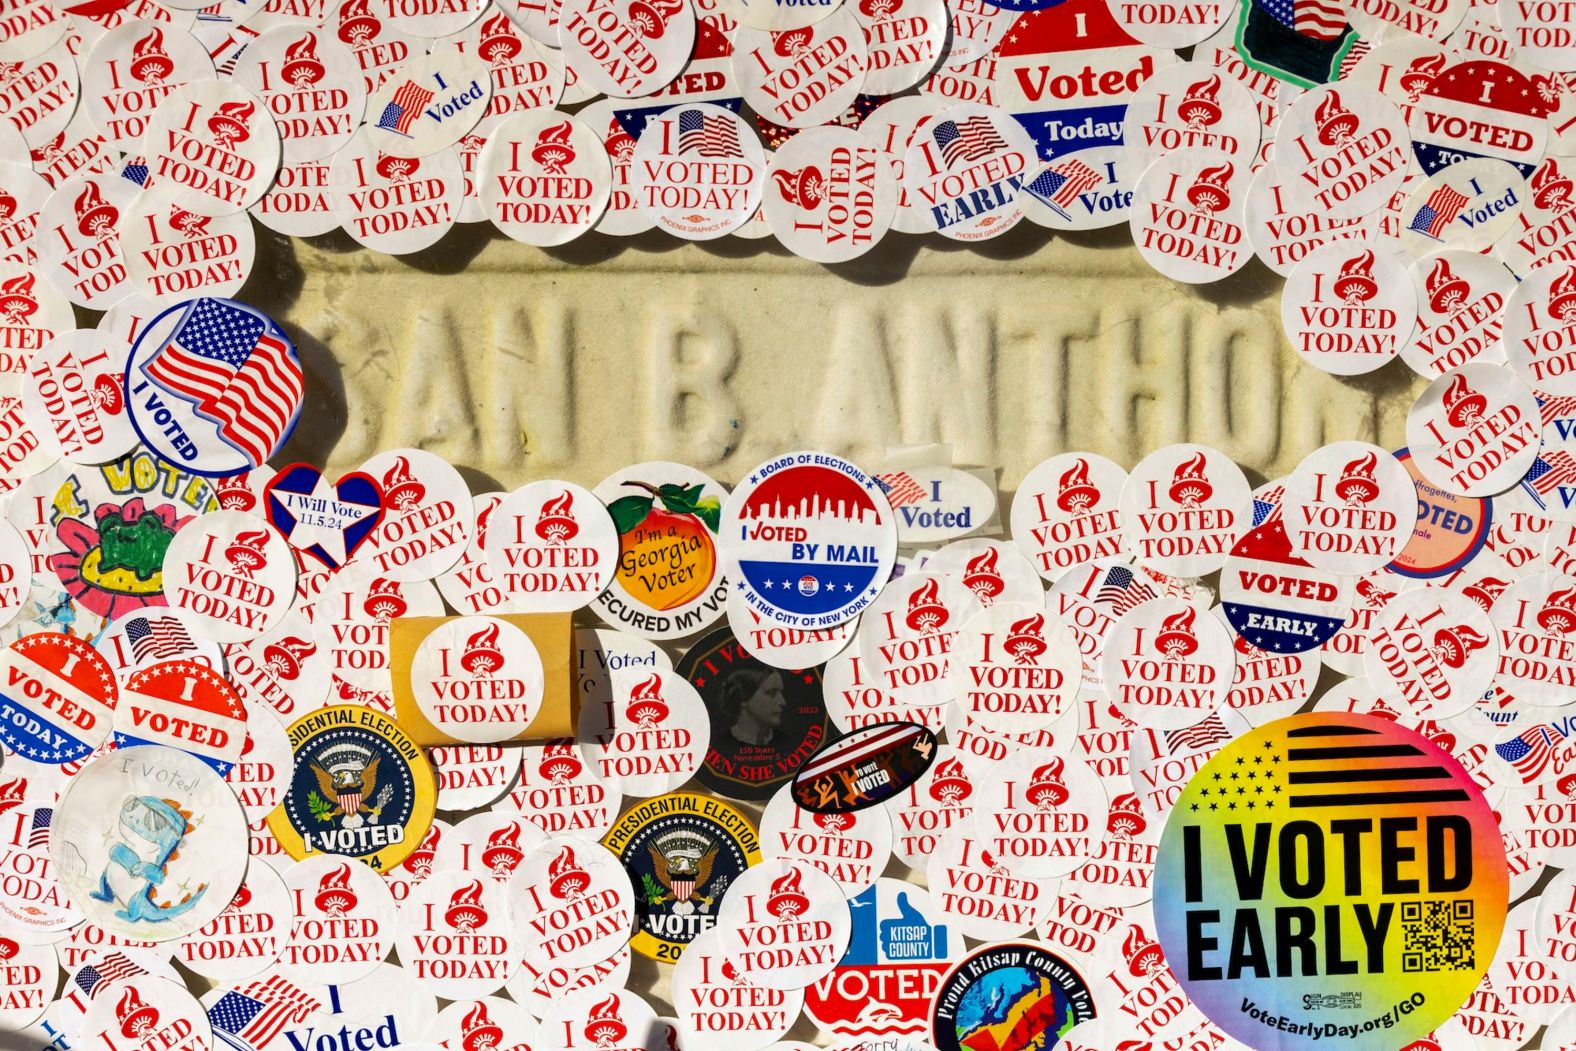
[556,0,694,99]
[1101,598,1235,731]
[486,480,618,613]
[733,11,869,130]
[1402,250,1512,378]
[1405,360,1542,497]
[631,103,765,240]
[1506,263,1576,396]
[142,81,282,215]
[232,25,368,165]
[412,615,545,743]
[1281,441,1419,575]
[1010,452,1128,582]
[1281,242,1417,377]
[903,104,1034,242]
[715,858,852,992]
[1122,62,1263,171]
[763,125,896,263]
[478,109,612,247]
[330,129,466,255]
[858,572,975,709]
[1129,149,1251,284]
[1364,584,1499,718]
[946,600,1081,734]
[508,836,635,970]
[118,188,257,307]
[1274,82,1411,220]
[1119,442,1251,577]
[160,509,298,644]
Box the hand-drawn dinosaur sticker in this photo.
[51,744,248,942]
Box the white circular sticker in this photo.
[539,986,659,1051]
[142,81,281,215]
[557,0,693,98]
[313,560,446,694]
[946,600,1080,734]
[395,869,519,999]
[52,745,248,942]
[1119,442,1252,577]
[444,810,547,881]
[22,329,137,465]
[508,836,636,969]
[505,946,632,1021]
[359,447,475,581]
[582,666,710,794]
[632,102,765,240]
[251,157,340,237]
[1246,162,1374,279]
[852,0,943,95]
[969,750,1104,880]
[760,780,892,896]
[581,99,654,237]
[1282,243,1417,376]
[233,24,368,164]
[1364,585,1499,718]
[96,606,222,686]
[0,929,57,1029]
[857,571,975,709]
[1403,250,1513,378]
[161,510,296,643]
[735,0,843,29]
[1506,262,1576,395]
[225,611,331,722]
[423,996,543,1051]
[81,975,212,1051]
[1101,597,1235,731]
[924,538,1044,609]
[1396,157,1528,257]
[861,94,945,236]
[170,862,290,982]
[1010,452,1128,582]
[432,744,523,812]
[1124,63,1262,170]
[670,925,803,1050]
[83,22,215,155]
[1275,82,1411,219]
[903,103,1034,241]
[479,108,612,246]
[1489,571,1576,708]
[736,11,869,130]
[412,615,545,743]
[280,853,398,983]
[715,856,851,990]
[0,519,32,629]
[365,49,494,158]
[331,129,465,254]
[1281,441,1419,575]
[1405,361,1542,497]
[820,643,942,734]
[1130,149,1252,284]
[763,125,895,263]
[486,480,618,613]
[35,174,136,311]
[923,827,1052,940]
[1019,145,1140,233]
[510,741,622,840]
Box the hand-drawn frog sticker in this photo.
[51,744,248,941]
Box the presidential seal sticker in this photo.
[51,744,249,942]
[1153,712,1507,1050]
[268,704,437,871]
[721,451,896,630]
[601,791,762,961]
[930,942,1096,1051]
[0,630,117,765]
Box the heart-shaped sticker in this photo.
[264,462,384,568]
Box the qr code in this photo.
[1401,899,1475,973]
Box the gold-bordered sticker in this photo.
[601,791,762,962]
[267,705,436,871]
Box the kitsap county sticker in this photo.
[1153,712,1507,1050]
[268,704,437,871]
[722,451,897,630]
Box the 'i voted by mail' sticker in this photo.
[721,451,897,630]
[1282,243,1417,376]
[631,103,766,241]
[1405,361,1543,497]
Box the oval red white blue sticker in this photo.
[791,719,937,814]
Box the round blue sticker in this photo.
[721,452,897,630]
[124,297,304,478]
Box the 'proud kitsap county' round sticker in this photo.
[1153,712,1507,1050]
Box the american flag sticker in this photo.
[128,298,304,476]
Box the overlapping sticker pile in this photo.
[1,0,1576,1040]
